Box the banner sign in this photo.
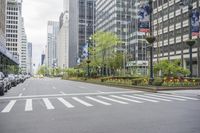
[138,3,150,33]
[82,43,88,59]
[191,10,199,36]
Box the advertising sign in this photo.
[191,10,199,36]
[138,3,150,32]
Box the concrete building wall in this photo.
[47,21,59,68]
[152,0,200,77]
[27,42,32,74]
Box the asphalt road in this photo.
[0,78,200,133]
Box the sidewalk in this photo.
[158,90,200,97]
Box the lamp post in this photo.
[179,0,195,77]
[86,37,92,78]
[145,0,156,85]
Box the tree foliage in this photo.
[154,60,190,77]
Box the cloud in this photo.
[22,0,63,67]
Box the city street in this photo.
[0,78,199,133]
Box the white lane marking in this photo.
[42,98,55,110]
[18,93,23,97]
[23,88,26,91]
[98,96,129,104]
[59,91,66,95]
[110,95,143,103]
[1,100,16,113]
[0,91,139,100]
[159,94,199,101]
[72,97,93,107]
[146,94,186,101]
[134,94,172,102]
[86,96,111,105]
[52,87,56,89]
[25,99,32,111]
[122,95,159,103]
[57,98,74,108]
[97,91,104,93]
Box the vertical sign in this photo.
[191,10,199,36]
[82,43,88,59]
[138,3,150,33]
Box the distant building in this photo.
[41,54,45,66]
[47,21,59,68]
[27,42,32,74]
[57,0,95,68]
[19,18,28,73]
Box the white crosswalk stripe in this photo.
[134,94,172,102]
[25,99,33,111]
[159,94,199,101]
[72,97,93,107]
[86,96,111,105]
[122,95,159,103]
[110,95,143,103]
[57,98,74,108]
[98,96,129,104]
[1,93,198,113]
[1,100,16,113]
[43,98,55,110]
[146,94,186,101]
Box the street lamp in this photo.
[86,37,92,78]
[145,0,156,85]
[179,0,195,77]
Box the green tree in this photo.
[154,60,190,77]
[91,32,122,76]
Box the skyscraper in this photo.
[47,21,59,68]
[27,42,32,74]
[6,0,22,59]
[96,0,148,75]
[57,0,95,68]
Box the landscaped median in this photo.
[62,76,200,92]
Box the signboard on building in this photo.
[138,3,150,33]
[191,10,199,36]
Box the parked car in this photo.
[8,74,17,87]
[19,74,26,83]
[3,77,12,90]
[15,75,21,84]
[0,72,5,96]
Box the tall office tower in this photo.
[152,0,200,77]
[41,53,45,66]
[57,0,95,68]
[19,17,27,73]
[27,42,32,74]
[47,21,59,68]
[96,0,148,75]
[0,0,7,51]
[6,0,22,60]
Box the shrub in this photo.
[132,78,148,86]
[152,77,163,86]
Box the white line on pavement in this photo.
[52,86,56,89]
[42,98,55,110]
[158,94,199,100]
[123,95,159,103]
[146,94,187,101]
[86,96,111,105]
[1,100,16,113]
[98,96,129,104]
[72,97,93,107]
[0,91,139,100]
[110,95,143,103]
[134,94,172,102]
[23,88,26,91]
[57,98,74,108]
[25,99,32,111]
[18,93,23,97]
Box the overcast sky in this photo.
[22,0,63,68]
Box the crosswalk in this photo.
[0,93,199,113]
